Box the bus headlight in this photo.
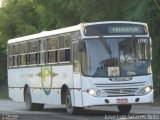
[87,88,101,97]
[88,89,95,96]
[136,86,152,96]
[145,86,152,93]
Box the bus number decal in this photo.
[138,38,148,43]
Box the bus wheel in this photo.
[65,90,82,114]
[25,87,38,111]
[117,104,132,114]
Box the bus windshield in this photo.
[82,38,151,77]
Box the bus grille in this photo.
[95,81,146,97]
[103,88,138,97]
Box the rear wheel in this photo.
[65,89,82,114]
[117,104,132,114]
[25,87,44,111]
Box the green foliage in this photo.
[0,0,160,97]
[78,0,125,22]
[0,86,9,99]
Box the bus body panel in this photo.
[8,65,79,105]
[9,88,24,102]
[72,71,83,107]
[40,65,74,104]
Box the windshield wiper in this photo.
[99,36,112,57]
[86,27,112,57]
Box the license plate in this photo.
[117,98,128,103]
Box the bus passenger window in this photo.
[20,42,28,53]
[58,34,71,63]
[28,53,38,65]
[47,51,57,63]
[20,55,27,66]
[19,42,28,66]
[65,35,71,48]
[73,43,80,73]
[59,49,70,62]
[8,45,14,67]
[59,50,65,62]
[9,56,13,67]
[59,36,65,48]
[65,49,70,61]
[47,36,58,64]
[39,52,46,64]
[13,44,19,55]
[13,56,18,67]
[29,41,39,52]
[48,37,58,50]
[39,39,47,65]
[12,44,19,67]
[9,45,13,56]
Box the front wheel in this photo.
[65,90,82,114]
[117,104,132,114]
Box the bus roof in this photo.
[8,21,147,44]
[8,24,81,44]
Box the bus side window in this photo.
[9,56,13,67]
[48,51,57,63]
[73,43,80,73]
[28,53,39,65]
[8,45,13,67]
[28,41,39,65]
[29,41,39,53]
[47,36,58,64]
[59,49,70,62]
[20,54,27,66]
[39,39,47,65]
[58,34,71,63]
[13,55,19,67]
[13,44,19,67]
[19,42,27,66]
[65,49,70,61]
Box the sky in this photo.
[0,0,2,7]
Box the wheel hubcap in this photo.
[25,93,30,109]
[66,94,72,109]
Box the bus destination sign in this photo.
[109,26,141,34]
[84,23,148,36]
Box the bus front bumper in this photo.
[82,91,154,107]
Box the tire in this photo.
[65,89,82,114]
[25,87,44,111]
[117,104,132,114]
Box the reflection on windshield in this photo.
[82,38,151,77]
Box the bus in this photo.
[8,21,153,114]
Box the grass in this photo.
[0,87,9,99]
[152,98,160,107]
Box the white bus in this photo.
[8,21,153,114]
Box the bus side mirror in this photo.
[78,41,85,52]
